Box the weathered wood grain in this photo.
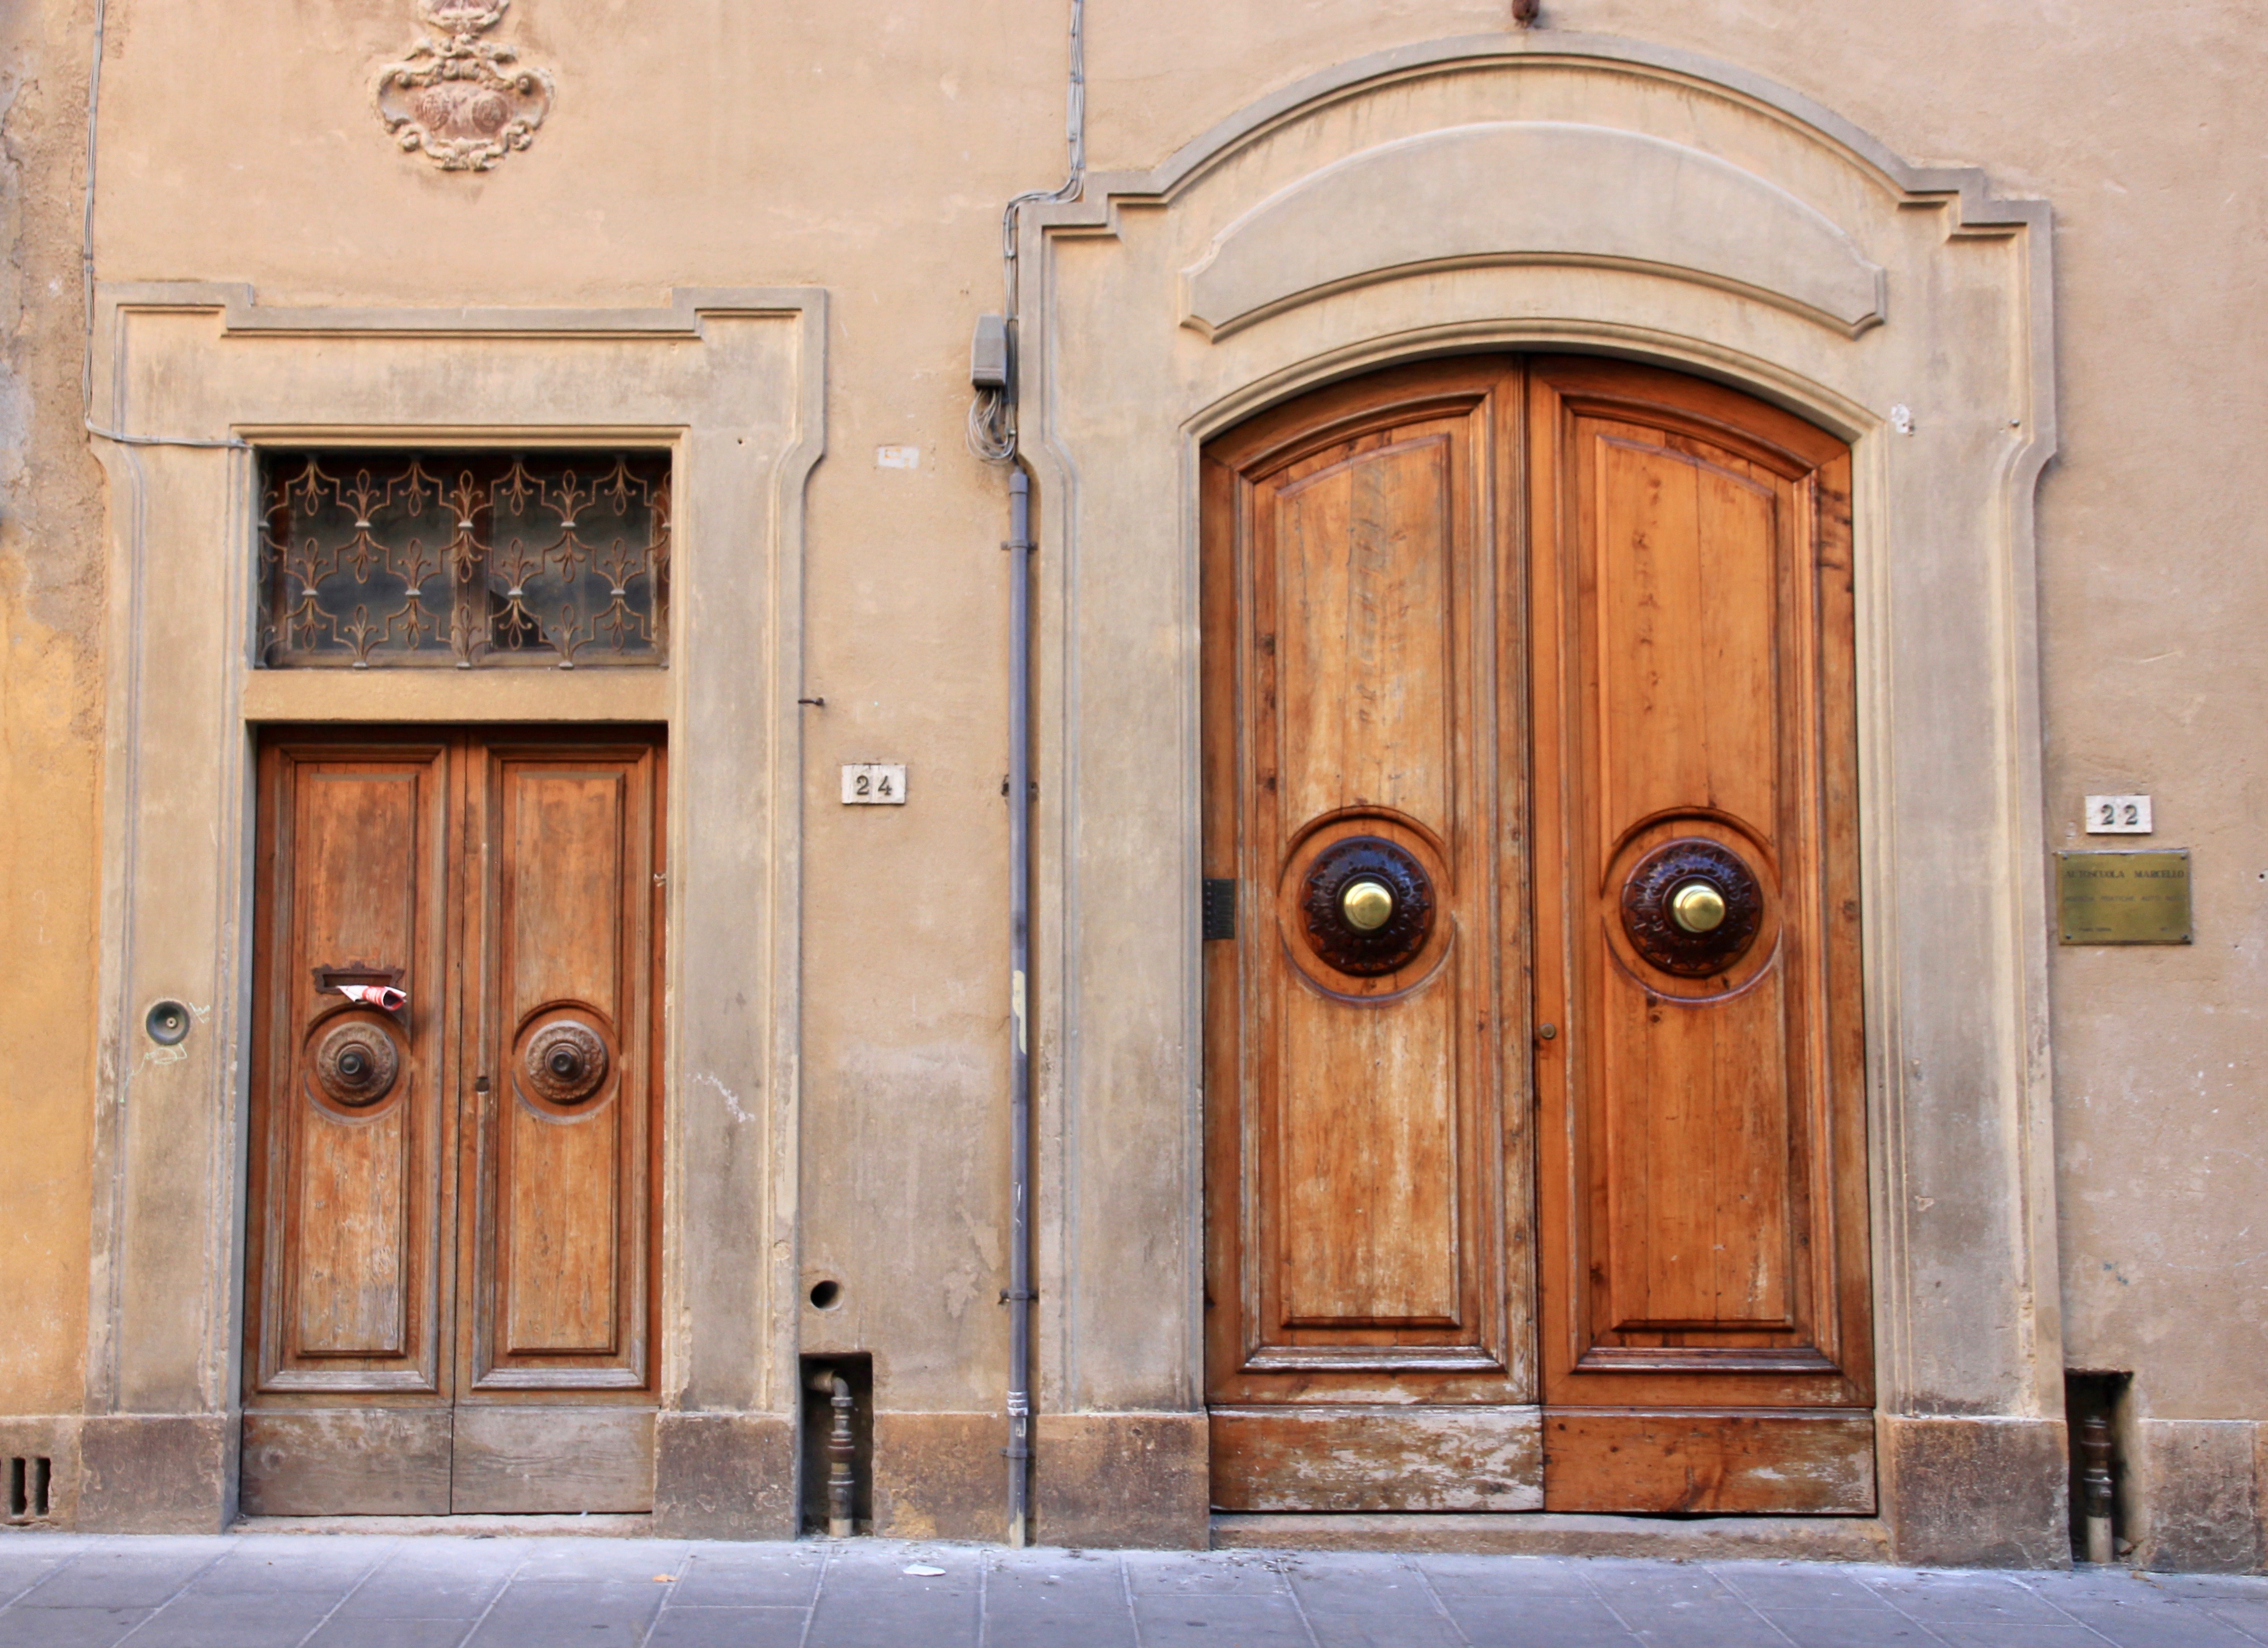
[1210,1406,1543,1512]
[1542,1408,1876,1513]
[239,1409,451,1516]
[450,1406,656,1514]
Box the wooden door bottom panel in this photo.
[450,1406,656,1514]
[240,1409,452,1516]
[1541,1408,1875,1514]
[1210,1406,1542,1512]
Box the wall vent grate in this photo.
[6,1456,52,1522]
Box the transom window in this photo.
[258,450,671,668]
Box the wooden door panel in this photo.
[1209,1406,1542,1511]
[1236,392,1501,1372]
[1205,362,1531,1510]
[1601,963,1796,1335]
[450,1408,656,1514]
[463,740,659,1394]
[1275,432,1456,833]
[1276,975,1460,1328]
[1530,357,1870,1509]
[247,745,452,1396]
[1593,433,1783,854]
[1542,1409,1875,1514]
[238,1411,452,1516]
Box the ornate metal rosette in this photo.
[522,1018,609,1106]
[312,1019,402,1108]
[1299,835,1435,977]
[1620,838,1764,978]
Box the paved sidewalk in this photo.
[2,1534,2267,1648]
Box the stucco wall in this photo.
[1,0,2262,1562]
[0,0,101,1427]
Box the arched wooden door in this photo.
[1201,356,1873,1514]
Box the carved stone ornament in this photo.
[376,0,555,172]
[312,1019,402,1109]
[523,1017,609,1106]
[1299,835,1435,977]
[1619,838,1765,978]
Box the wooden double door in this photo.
[1203,357,1874,1513]
[242,727,664,1515]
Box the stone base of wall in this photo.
[1880,1414,2070,1569]
[78,1414,231,1533]
[25,1402,2268,1570]
[867,1410,1208,1546]
[0,1415,83,1530]
[2121,1418,2263,1572]
[1036,1413,1209,1549]
[653,1411,797,1539]
[871,1411,1007,1540]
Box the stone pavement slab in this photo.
[0,1533,2265,1647]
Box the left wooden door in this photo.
[242,727,664,1515]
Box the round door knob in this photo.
[1669,879,1728,934]
[1298,835,1434,977]
[1340,877,1396,932]
[1619,839,1765,978]
[523,1018,610,1105]
[311,1019,401,1108]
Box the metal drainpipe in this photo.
[1005,467,1036,1546]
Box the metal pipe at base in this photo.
[827,1374,857,1538]
[2079,1410,2116,1564]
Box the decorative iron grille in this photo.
[258,450,670,667]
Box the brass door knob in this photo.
[1298,835,1434,977]
[1619,839,1764,977]
[1668,879,1728,934]
[1340,877,1396,932]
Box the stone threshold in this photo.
[235,1513,656,1537]
[1213,1511,1891,1562]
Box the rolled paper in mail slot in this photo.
[335,983,407,1012]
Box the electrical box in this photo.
[971,314,1009,390]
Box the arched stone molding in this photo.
[1182,121,1888,339]
[1017,33,2064,1563]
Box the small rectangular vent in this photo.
[7,1456,51,1522]
[1203,879,1237,942]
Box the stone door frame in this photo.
[80,286,822,1533]
[1017,32,2069,1563]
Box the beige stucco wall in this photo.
[1,0,2262,1563]
[0,0,100,1425]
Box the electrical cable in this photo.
[966,0,1085,463]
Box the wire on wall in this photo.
[966,0,1086,463]
[78,0,247,452]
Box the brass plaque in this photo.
[2057,850,2191,945]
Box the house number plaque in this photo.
[841,763,907,805]
[2057,849,2191,945]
